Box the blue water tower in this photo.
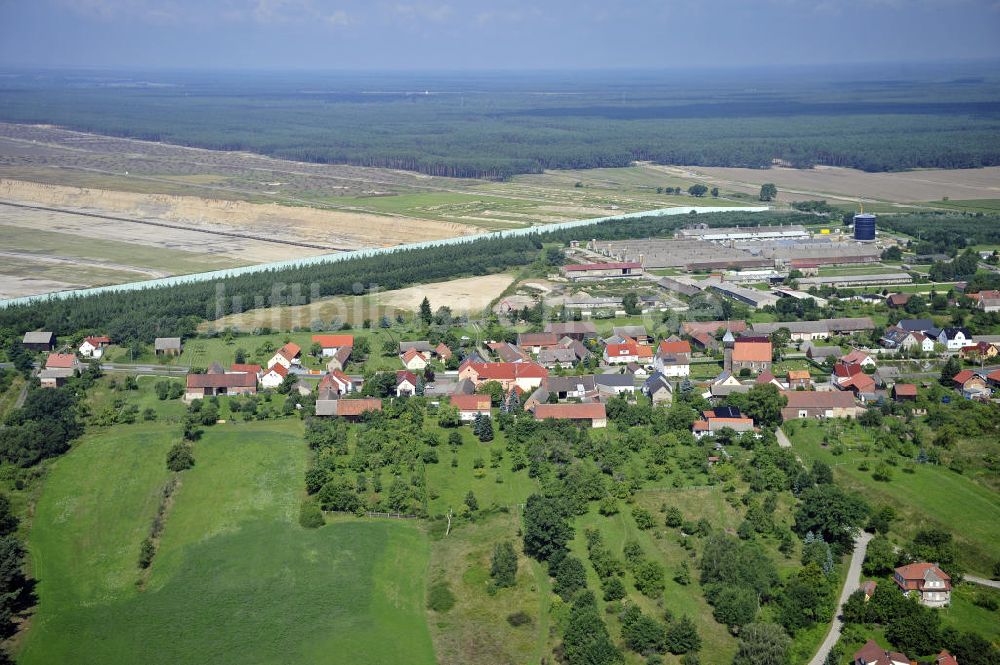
[853,213,876,241]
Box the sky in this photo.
[1,0,999,70]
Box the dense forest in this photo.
[1,68,999,179]
[4,210,1000,343]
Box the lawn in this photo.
[19,420,437,665]
[787,421,1000,576]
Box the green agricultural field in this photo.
[787,421,1000,576]
[924,199,1000,214]
[19,420,436,665]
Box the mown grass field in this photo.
[19,419,436,665]
[787,421,1000,576]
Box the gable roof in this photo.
[435,343,453,359]
[544,321,598,336]
[316,398,383,417]
[45,353,77,369]
[682,320,746,336]
[276,343,301,360]
[518,332,559,347]
[264,364,289,378]
[449,394,491,411]
[893,383,917,397]
[613,325,648,338]
[187,371,257,389]
[22,331,55,344]
[732,340,772,362]
[840,349,872,365]
[782,390,856,409]
[231,363,262,375]
[465,362,548,381]
[787,370,811,381]
[312,334,354,348]
[534,403,606,421]
[154,337,182,350]
[399,340,434,353]
[396,370,418,386]
[83,335,111,347]
[952,369,978,385]
[563,262,641,272]
[658,340,692,355]
[401,347,426,363]
[898,318,934,333]
[595,373,635,388]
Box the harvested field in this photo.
[661,164,1000,204]
[200,273,516,332]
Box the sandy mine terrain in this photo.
[0,179,477,249]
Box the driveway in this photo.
[809,531,874,665]
[965,575,1000,590]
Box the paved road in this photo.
[809,532,874,665]
[966,575,1000,590]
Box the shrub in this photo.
[507,611,532,627]
[166,442,195,472]
[298,500,325,529]
[137,538,155,569]
[427,582,456,612]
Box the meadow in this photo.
[18,416,436,665]
[787,420,1000,576]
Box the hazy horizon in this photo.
[2,0,999,71]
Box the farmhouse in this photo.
[561,261,644,281]
[458,361,548,392]
[951,369,990,399]
[538,347,578,368]
[399,341,434,355]
[312,334,354,356]
[781,390,861,420]
[400,347,428,371]
[595,373,636,397]
[268,343,301,369]
[38,368,74,389]
[692,406,755,439]
[539,375,598,402]
[682,320,747,337]
[729,339,772,375]
[154,337,182,356]
[449,394,491,421]
[544,321,598,340]
[852,639,911,665]
[46,353,80,371]
[396,370,418,397]
[938,327,975,351]
[79,335,111,358]
[641,372,673,404]
[485,341,523,364]
[185,368,257,400]
[787,370,812,390]
[517,332,559,353]
[318,370,353,398]
[532,402,607,428]
[840,349,876,368]
[894,562,951,607]
[603,336,653,365]
[314,398,382,420]
[22,331,56,352]
[654,340,691,377]
[325,346,352,372]
[260,363,289,389]
[968,289,1000,312]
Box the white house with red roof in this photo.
[894,562,951,607]
[396,370,418,397]
[79,335,111,358]
[458,360,547,392]
[261,363,289,389]
[268,343,301,370]
[692,406,756,439]
[603,336,654,365]
[311,334,354,356]
[318,370,353,398]
[449,394,491,421]
[654,339,691,377]
[400,347,428,371]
